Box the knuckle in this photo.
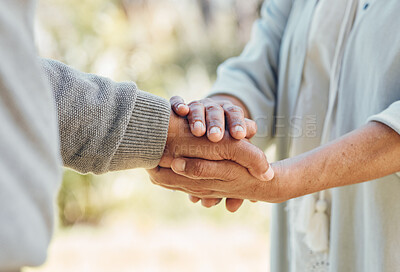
[208,116,223,125]
[223,105,236,112]
[191,161,206,178]
[231,169,241,181]
[225,105,244,115]
[223,166,239,181]
[230,118,245,127]
[188,100,203,108]
[190,114,204,121]
[205,103,223,112]
[209,120,223,128]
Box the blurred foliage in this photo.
[36,0,264,227]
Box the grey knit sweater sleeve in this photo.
[41,59,171,174]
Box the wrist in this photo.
[274,151,329,201]
[267,157,308,202]
[265,160,293,202]
[166,110,188,147]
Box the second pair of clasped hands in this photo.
[147,94,293,212]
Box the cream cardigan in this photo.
[210,0,400,271]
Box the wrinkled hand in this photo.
[169,95,259,211]
[148,157,286,205]
[149,109,273,212]
[159,111,273,180]
[170,96,254,142]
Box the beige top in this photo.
[288,0,348,270]
[211,0,400,270]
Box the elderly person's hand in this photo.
[168,95,261,211]
[151,122,400,207]
[148,158,286,204]
[149,110,273,212]
[170,95,253,142]
[160,111,273,180]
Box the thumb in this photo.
[171,158,241,181]
[223,139,275,181]
[170,96,189,116]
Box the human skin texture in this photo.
[149,95,400,206]
[151,109,274,191]
[167,95,255,211]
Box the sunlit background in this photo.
[26,0,273,271]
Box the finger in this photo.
[189,195,201,203]
[170,96,189,116]
[187,101,206,137]
[147,167,216,195]
[153,181,213,197]
[163,132,274,182]
[201,198,222,208]
[245,118,257,139]
[225,138,274,181]
[152,180,212,197]
[204,102,224,142]
[225,198,244,213]
[149,174,191,192]
[222,104,247,140]
[171,158,243,182]
[171,137,275,182]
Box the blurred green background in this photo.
[26,0,272,271]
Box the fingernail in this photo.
[233,125,244,132]
[173,159,186,172]
[209,127,221,135]
[176,104,185,111]
[261,166,274,181]
[193,121,204,131]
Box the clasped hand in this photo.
[147,96,280,212]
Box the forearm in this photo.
[277,121,400,199]
[41,58,171,174]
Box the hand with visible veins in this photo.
[149,156,284,204]
[152,121,400,207]
[170,95,252,142]
[148,110,274,212]
[161,95,268,212]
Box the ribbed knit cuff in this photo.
[109,90,171,170]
